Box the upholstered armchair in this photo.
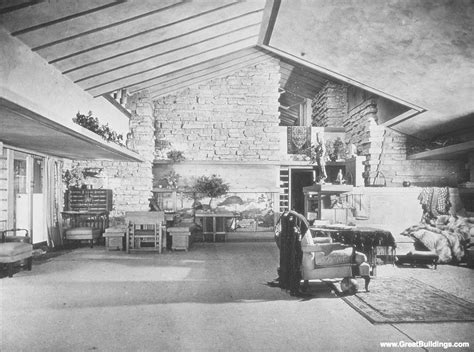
[0,229,33,278]
[300,231,371,293]
[277,211,370,296]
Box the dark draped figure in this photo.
[278,211,309,296]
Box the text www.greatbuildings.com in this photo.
[380,341,470,349]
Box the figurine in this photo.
[335,169,345,184]
[314,133,327,184]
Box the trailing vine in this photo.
[73,111,125,146]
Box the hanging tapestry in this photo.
[287,126,311,154]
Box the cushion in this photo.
[313,237,332,244]
[0,242,33,262]
[407,250,438,258]
[65,227,101,240]
[301,231,313,246]
[301,252,315,271]
[313,248,367,266]
[315,247,353,266]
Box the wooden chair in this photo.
[125,211,166,254]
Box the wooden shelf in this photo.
[303,184,353,195]
[407,141,474,160]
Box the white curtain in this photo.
[43,158,64,248]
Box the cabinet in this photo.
[65,189,113,212]
[152,188,177,212]
[303,184,353,222]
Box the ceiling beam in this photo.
[146,51,267,95]
[258,0,281,45]
[19,0,185,50]
[150,54,271,99]
[78,28,260,91]
[65,15,263,81]
[10,1,127,36]
[49,1,264,70]
[87,36,259,96]
[127,48,261,93]
[0,0,42,15]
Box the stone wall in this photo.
[154,58,281,162]
[69,92,155,219]
[0,142,7,230]
[311,82,347,127]
[344,96,466,186]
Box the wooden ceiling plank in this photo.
[0,0,41,15]
[128,48,261,93]
[0,0,116,32]
[151,57,271,99]
[150,55,271,98]
[51,1,265,71]
[86,37,259,96]
[18,0,185,49]
[258,0,281,45]
[141,51,267,94]
[65,14,263,81]
[11,1,127,36]
[78,28,260,89]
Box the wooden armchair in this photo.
[125,211,166,253]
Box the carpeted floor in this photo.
[343,276,474,324]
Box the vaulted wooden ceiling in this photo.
[0,0,268,96]
[0,0,347,126]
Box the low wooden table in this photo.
[195,212,237,242]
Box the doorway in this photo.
[8,150,46,244]
[290,168,314,214]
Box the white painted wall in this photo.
[0,27,129,135]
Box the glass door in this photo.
[10,152,46,244]
[13,153,31,234]
[32,157,47,244]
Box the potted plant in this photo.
[162,171,180,189]
[190,174,229,210]
[62,166,86,189]
[331,137,346,161]
[167,150,185,162]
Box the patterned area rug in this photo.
[343,277,474,324]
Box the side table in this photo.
[168,226,192,251]
[103,225,126,251]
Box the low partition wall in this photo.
[152,161,280,229]
[349,187,463,237]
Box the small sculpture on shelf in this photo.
[312,133,327,184]
[334,169,346,185]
